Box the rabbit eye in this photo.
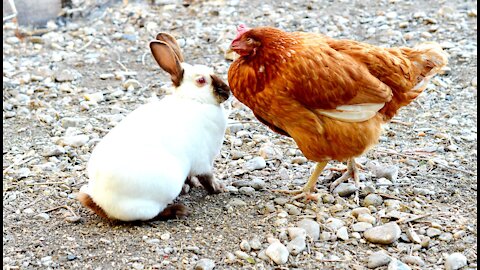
[195,76,207,86]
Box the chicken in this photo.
[227,24,448,201]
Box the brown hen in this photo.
[227,25,448,201]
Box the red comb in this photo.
[235,24,250,39]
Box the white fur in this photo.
[80,65,228,221]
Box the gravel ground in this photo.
[3,0,477,269]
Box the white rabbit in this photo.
[78,32,230,222]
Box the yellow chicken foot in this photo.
[273,161,328,201]
[329,158,361,204]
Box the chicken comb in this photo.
[235,24,250,39]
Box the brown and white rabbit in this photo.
[77,33,230,222]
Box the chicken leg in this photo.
[329,158,361,204]
[274,161,328,201]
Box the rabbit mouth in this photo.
[211,74,231,103]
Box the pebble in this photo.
[332,183,357,197]
[42,145,66,157]
[352,207,371,218]
[287,236,306,255]
[65,216,81,223]
[265,241,289,265]
[36,213,50,220]
[363,194,383,207]
[351,222,373,232]
[243,157,266,171]
[388,258,411,270]
[234,250,250,260]
[291,156,307,164]
[297,219,320,240]
[325,217,345,231]
[240,239,251,252]
[249,238,262,250]
[426,227,442,237]
[367,251,391,268]
[402,255,425,267]
[439,232,453,242]
[405,228,421,244]
[445,253,468,270]
[62,135,90,147]
[364,222,401,244]
[322,193,335,204]
[357,213,376,225]
[287,227,306,240]
[227,198,247,207]
[194,259,215,270]
[274,197,289,205]
[55,69,79,82]
[373,165,398,182]
[239,186,255,196]
[23,208,35,215]
[250,178,266,190]
[336,227,349,241]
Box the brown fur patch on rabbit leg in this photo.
[77,192,111,220]
[196,173,225,194]
[153,203,189,220]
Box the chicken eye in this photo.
[246,38,253,44]
[195,76,207,86]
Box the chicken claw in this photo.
[273,161,328,201]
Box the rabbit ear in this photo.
[155,32,185,63]
[150,40,184,87]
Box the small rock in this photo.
[402,255,425,267]
[132,263,144,270]
[351,222,373,232]
[287,227,306,240]
[84,92,104,103]
[194,258,215,270]
[357,213,376,225]
[23,208,35,215]
[406,228,422,244]
[274,197,289,205]
[388,258,411,270]
[243,157,266,171]
[426,227,442,237]
[364,222,401,244]
[62,135,89,147]
[352,207,371,218]
[336,227,349,241]
[16,167,31,179]
[445,253,468,270]
[332,183,357,197]
[227,198,246,207]
[99,73,115,80]
[297,219,320,240]
[42,145,66,157]
[363,194,383,207]
[322,193,335,204]
[65,216,81,223]
[239,186,255,196]
[287,236,306,255]
[291,156,308,164]
[36,213,50,220]
[325,218,345,231]
[320,231,332,241]
[439,232,453,242]
[160,232,170,240]
[240,240,251,252]
[234,250,250,260]
[368,251,391,268]
[61,117,86,128]
[265,241,289,265]
[250,178,266,190]
[249,238,262,250]
[67,254,77,261]
[55,69,80,82]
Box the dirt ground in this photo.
[3,0,477,269]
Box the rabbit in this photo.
[77,32,231,222]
